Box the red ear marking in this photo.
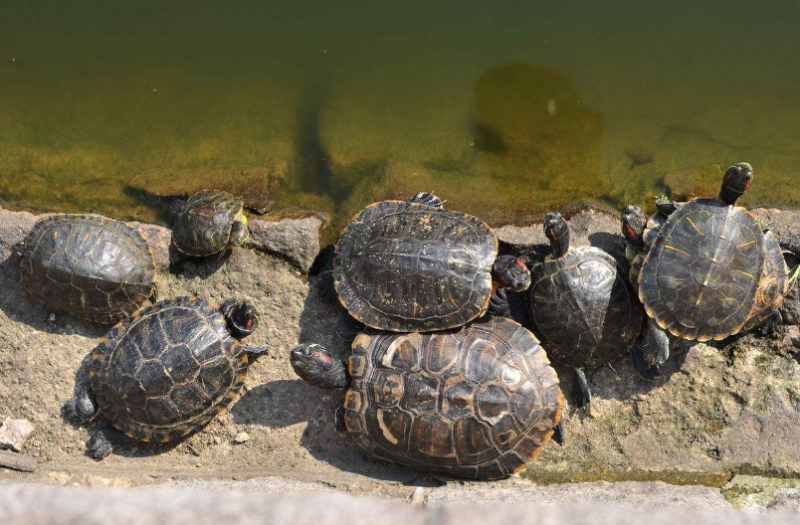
[245,319,253,331]
[318,352,333,365]
[641,214,648,223]
[515,258,526,269]
[548,228,555,239]
[744,180,751,191]
[625,224,636,240]
[724,171,734,182]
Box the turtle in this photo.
[290,316,562,480]
[623,197,800,339]
[172,190,249,257]
[326,192,531,334]
[525,212,668,407]
[19,214,157,325]
[64,296,267,460]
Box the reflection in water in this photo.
[473,63,604,201]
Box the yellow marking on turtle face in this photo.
[241,215,248,226]
[685,217,703,236]
[663,245,690,257]
[89,370,96,377]
[732,269,756,279]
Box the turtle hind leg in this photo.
[573,368,592,409]
[552,417,565,445]
[486,288,511,318]
[758,311,783,340]
[631,345,661,381]
[635,317,670,369]
[86,427,131,461]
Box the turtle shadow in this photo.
[0,249,107,337]
[231,380,419,483]
[61,347,182,459]
[167,244,232,278]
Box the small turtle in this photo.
[326,192,531,333]
[526,213,668,407]
[623,200,800,339]
[64,296,267,460]
[172,190,249,257]
[290,316,562,480]
[19,214,157,324]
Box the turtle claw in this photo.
[86,428,128,461]
[631,346,661,381]
[573,368,592,409]
[487,289,511,318]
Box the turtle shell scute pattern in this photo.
[744,230,790,331]
[334,200,498,332]
[527,246,643,369]
[345,316,562,480]
[91,296,249,443]
[639,199,765,341]
[19,214,157,324]
[173,190,244,256]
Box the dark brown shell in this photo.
[744,230,792,331]
[527,246,643,369]
[344,317,562,480]
[639,199,765,341]
[334,200,497,332]
[20,214,157,324]
[173,190,245,256]
[91,296,248,443]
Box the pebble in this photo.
[0,418,35,452]
[233,432,250,444]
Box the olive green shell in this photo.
[91,296,249,443]
[173,190,246,256]
[527,246,643,369]
[20,214,157,324]
[344,317,562,480]
[743,230,795,331]
[334,200,498,332]
[639,199,765,341]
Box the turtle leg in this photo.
[573,368,592,409]
[87,427,131,461]
[334,398,347,433]
[638,318,670,367]
[486,288,512,318]
[631,345,661,381]
[409,192,444,208]
[317,250,337,302]
[758,311,783,339]
[552,418,565,445]
[63,376,98,426]
[337,314,364,343]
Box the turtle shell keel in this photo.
[90,297,249,443]
[334,200,498,332]
[344,317,562,480]
[20,214,156,324]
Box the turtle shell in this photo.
[173,190,246,256]
[334,200,497,332]
[90,296,249,443]
[744,230,793,331]
[527,246,643,369]
[344,316,562,480]
[639,198,765,341]
[19,214,157,324]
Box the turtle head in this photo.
[290,343,349,389]
[544,212,570,259]
[223,298,260,339]
[228,214,250,249]
[492,255,531,292]
[621,205,648,249]
[719,162,753,205]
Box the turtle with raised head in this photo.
[290,316,562,480]
[623,163,800,340]
[19,214,157,324]
[325,192,531,335]
[64,296,267,460]
[526,213,668,407]
[172,190,249,257]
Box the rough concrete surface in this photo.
[2,204,800,514]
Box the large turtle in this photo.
[526,213,668,407]
[172,190,249,257]
[630,163,768,341]
[328,192,531,333]
[290,316,562,480]
[623,197,800,339]
[19,214,157,324]
[64,296,267,460]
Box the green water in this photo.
[3,1,800,229]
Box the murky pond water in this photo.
[2,1,800,230]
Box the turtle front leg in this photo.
[757,311,783,340]
[87,427,132,461]
[487,288,511,318]
[63,377,98,426]
[630,318,668,381]
[573,368,592,409]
